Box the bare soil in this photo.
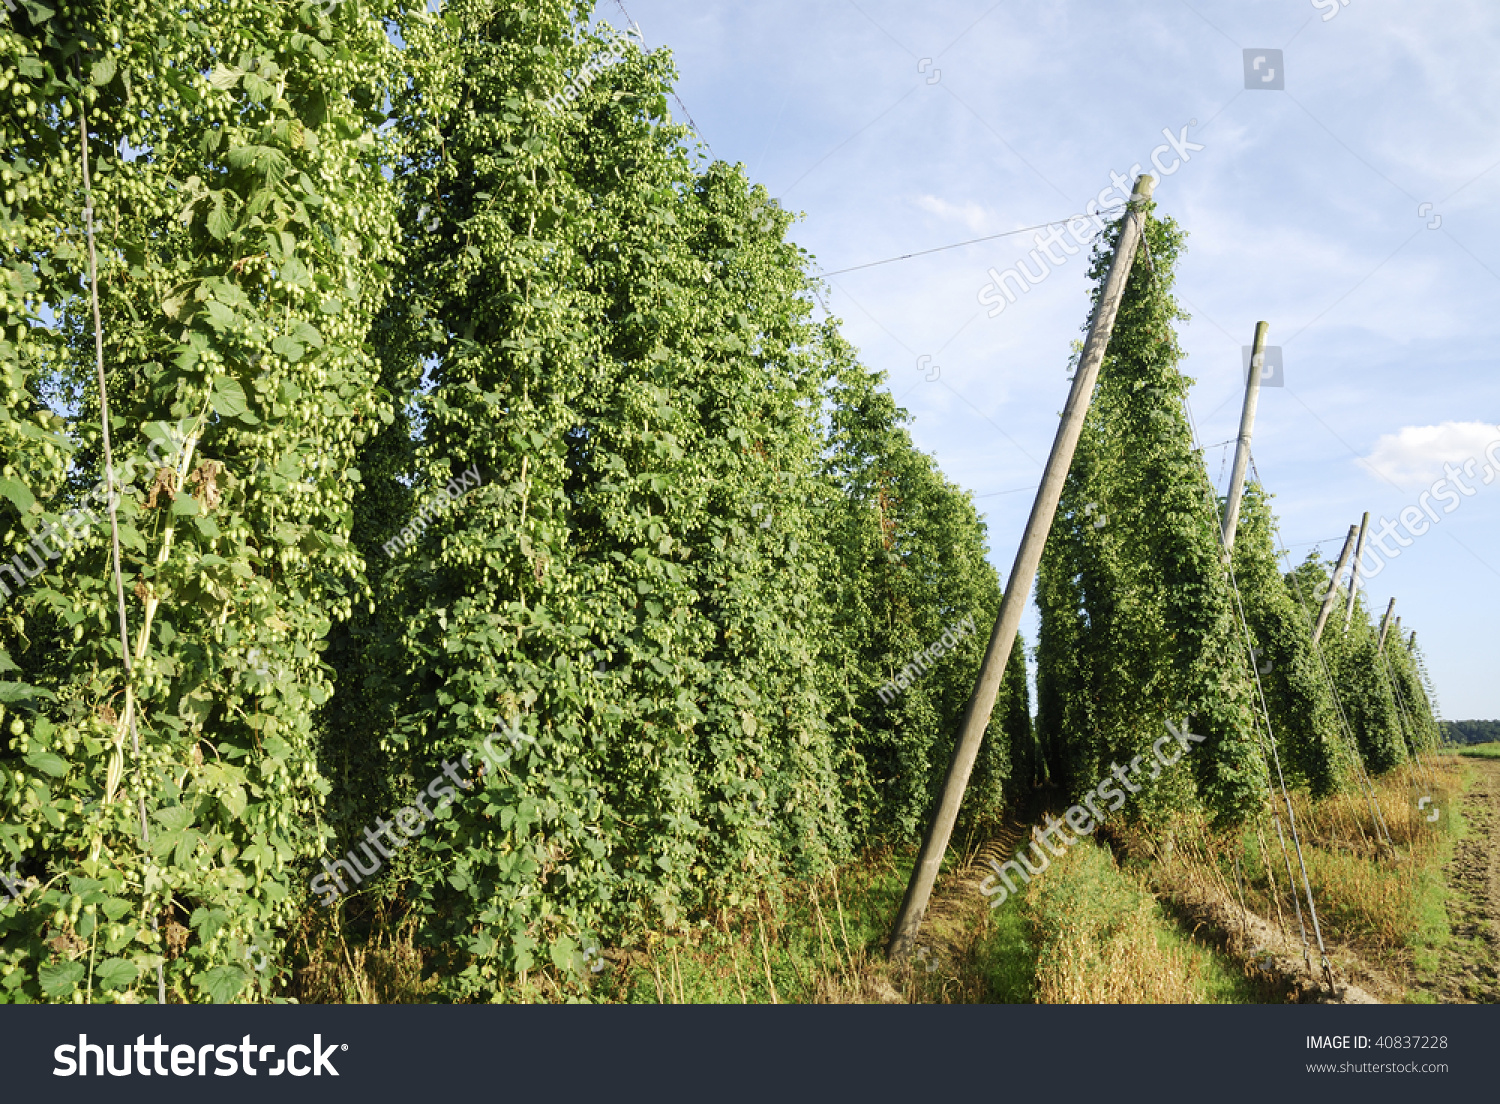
[1410,758,1500,1003]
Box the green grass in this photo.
[980,837,1271,1004]
[1406,760,1471,1000]
[971,899,1037,1002]
[589,833,1276,1004]
[1155,921,1270,1003]
[1452,741,1500,760]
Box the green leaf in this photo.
[220,784,247,818]
[194,965,248,1004]
[271,335,304,362]
[0,680,53,705]
[208,66,243,91]
[174,829,201,868]
[38,961,84,999]
[291,320,323,347]
[207,193,234,241]
[153,805,194,833]
[203,299,237,331]
[0,477,35,514]
[228,144,291,186]
[22,749,67,777]
[242,72,275,103]
[211,376,251,421]
[549,934,578,973]
[94,958,139,990]
[18,2,54,26]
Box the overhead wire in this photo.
[609,0,713,155]
[816,213,1111,278]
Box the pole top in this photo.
[1132,174,1155,198]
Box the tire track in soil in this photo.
[1413,758,1500,1003]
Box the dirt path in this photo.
[1152,864,1384,1003]
[1412,757,1500,1003]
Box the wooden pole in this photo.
[1221,321,1269,553]
[1311,524,1358,644]
[1376,597,1396,653]
[1343,512,1370,631]
[887,174,1156,961]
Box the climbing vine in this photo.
[1035,203,1267,827]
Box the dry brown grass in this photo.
[286,900,437,1004]
[1285,760,1459,960]
[1021,839,1206,1003]
[1129,759,1462,997]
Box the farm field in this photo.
[0,1,1486,1010]
[292,756,1494,1004]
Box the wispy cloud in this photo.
[914,194,993,233]
[1364,421,1500,486]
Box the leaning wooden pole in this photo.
[1376,597,1396,653]
[1311,524,1358,644]
[1220,321,1269,553]
[887,174,1156,961]
[1343,511,1370,631]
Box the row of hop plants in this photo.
[1033,196,1442,842]
[0,0,1440,1004]
[0,0,1030,1002]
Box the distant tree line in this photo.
[1441,720,1500,745]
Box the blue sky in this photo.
[599,0,1500,719]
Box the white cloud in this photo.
[913,195,992,234]
[1364,421,1500,485]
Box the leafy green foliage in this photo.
[817,354,1030,843]
[1383,631,1441,760]
[0,0,1448,1003]
[1229,484,1347,796]
[1035,204,1266,826]
[1286,556,1409,776]
[0,0,409,1002]
[314,1,1027,997]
